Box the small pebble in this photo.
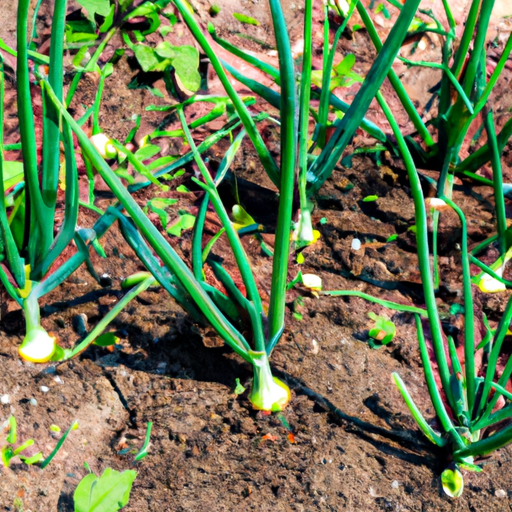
[495,489,507,498]
[99,273,112,287]
[72,314,88,336]
[310,339,319,355]
[30,398,38,406]
[1,394,10,404]
[391,480,399,489]
[54,376,63,384]
[40,386,50,393]
[351,238,362,251]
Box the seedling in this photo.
[367,312,395,349]
[74,467,137,512]
[1,415,77,468]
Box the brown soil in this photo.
[2,1,512,511]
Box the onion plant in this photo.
[343,4,512,490]
[322,60,512,495]
[292,0,512,493]
[203,0,422,244]
[0,0,81,362]
[0,0,153,363]
[41,0,306,412]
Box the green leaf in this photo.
[155,43,201,92]
[159,25,173,37]
[368,311,395,348]
[75,0,111,21]
[386,233,398,242]
[19,452,43,465]
[133,45,161,72]
[334,54,356,76]
[50,344,66,361]
[134,422,153,461]
[457,461,482,473]
[144,198,178,230]
[233,13,260,25]
[167,211,196,237]
[287,271,303,290]
[441,467,464,498]
[99,4,115,32]
[375,3,391,19]
[362,195,378,202]
[176,184,191,193]
[1,446,13,467]
[93,332,120,347]
[3,161,24,190]
[134,144,161,162]
[232,205,256,229]
[74,468,137,512]
[233,378,246,395]
[6,416,17,444]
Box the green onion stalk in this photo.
[1,1,146,363]
[0,0,72,362]
[43,0,300,410]
[374,69,512,493]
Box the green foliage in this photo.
[130,42,201,92]
[143,198,195,237]
[75,0,111,21]
[233,378,246,395]
[311,54,362,90]
[166,211,196,237]
[74,468,137,512]
[134,422,153,461]
[143,198,178,231]
[93,332,120,347]
[367,312,395,348]
[0,416,77,468]
[233,13,260,26]
[1,417,35,467]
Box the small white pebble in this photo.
[1,394,10,404]
[391,480,399,489]
[40,386,50,393]
[310,339,319,355]
[351,238,362,251]
[54,376,63,384]
[495,489,507,498]
[30,398,38,406]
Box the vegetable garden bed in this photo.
[1,0,512,510]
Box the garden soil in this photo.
[1,1,512,511]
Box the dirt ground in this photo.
[1,0,512,511]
